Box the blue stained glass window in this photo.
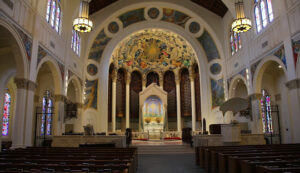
[71,29,81,56]
[254,0,274,33]
[2,92,11,136]
[261,89,273,133]
[45,0,61,33]
[230,32,242,55]
[40,91,53,136]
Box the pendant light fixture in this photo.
[231,0,252,33]
[73,0,93,33]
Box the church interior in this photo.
[0,0,300,172]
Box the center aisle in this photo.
[134,141,206,173]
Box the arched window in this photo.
[41,91,54,136]
[71,29,81,55]
[2,91,11,136]
[230,32,242,55]
[260,89,273,133]
[46,0,61,33]
[254,0,274,33]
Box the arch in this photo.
[67,75,82,103]
[88,21,211,132]
[253,56,288,93]
[36,56,63,95]
[0,19,29,79]
[228,75,248,98]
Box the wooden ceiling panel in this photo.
[89,0,228,17]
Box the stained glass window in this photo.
[254,0,274,33]
[2,92,11,136]
[230,32,242,55]
[261,89,273,133]
[41,91,53,136]
[71,29,81,56]
[45,0,61,33]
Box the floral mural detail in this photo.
[292,39,300,68]
[118,8,145,27]
[111,29,196,73]
[197,30,220,62]
[273,45,287,68]
[15,27,32,61]
[161,8,190,28]
[211,78,225,108]
[87,64,98,76]
[88,30,111,62]
[84,80,98,109]
[37,46,47,67]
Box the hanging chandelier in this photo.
[73,0,93,33]
[231,0,252,33]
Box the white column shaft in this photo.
[112,81,117,132]
[176,83,181,132]
[125,83,130,129]
[12,89,27,148]
[190,80,196,132]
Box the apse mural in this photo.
[197,31,220,62]
[111,29,196,73]
[161,8,190,28]
[142,96,165,132]
[84,80,98,109]
[88,30,111,62]
[211,78,225,108]
[119,8,145,27]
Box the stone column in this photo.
[190,74,196,132]
[175,76,181,132]
[159,72,163,89]
[24,80,37,147]
[142,75,146,90]
[54,94,66,136]
[111,72,117,132]
[11,78,28,148]
[125,74,131,129]
[248,93,263,134]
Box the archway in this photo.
[0,20,29,149]
[34,60,63,146]
[254,59,289,143]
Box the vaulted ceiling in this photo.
[89,0,228,17]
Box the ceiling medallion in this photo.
[231,0,252,33]
[73,0,93,33]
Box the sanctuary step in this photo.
[137,144,194,155]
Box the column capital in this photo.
[111,70,118,82]
[14,78,37,91]
[54,94,67,102]
[248,93,262,100]
[175,75,181,85]
[189,73,195,82]
[126,73,131,85]
[285,78,300,90]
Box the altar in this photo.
[139,83,167,139]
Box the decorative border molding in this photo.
[54,94,67,102]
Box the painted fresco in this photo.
[88,30,111,62]
[211,78,225,108]
[87,64,98,76]
[273,45,287,68]
[197,31,220,62]
[108,21,119,33]
[142,95,165,132]
[84,80,98,109]
[37,46,47,67]
[15,27,32,61]
[189,21,200,34]
[210,63,222,75]
[119,8,145,27]
[161,8,190,28]
[293,39,300,68]
[111,29,196,73]
[148,8,160,19]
